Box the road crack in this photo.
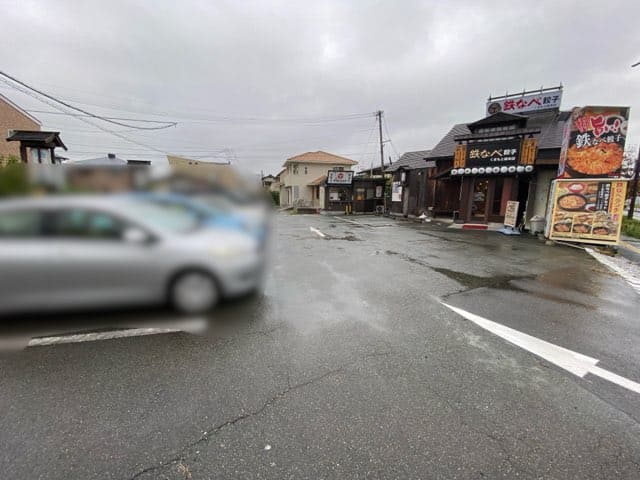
[128,365,347,480]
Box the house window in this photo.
[293,186,299,200]
[28,147,52,164]
[304,166,308,175]
[293,164,299,175]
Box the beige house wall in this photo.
[280,162,353,207]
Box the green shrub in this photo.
[0,156,29,196]
[622,217,640,239]
[270,190,279,206]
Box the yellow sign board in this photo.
[548,179,627,245]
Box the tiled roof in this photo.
[427,124,471,159]
[386,150,432,172]
[427,110,570,159]
[6,130,67,150]
[284,150,358,166]
[308,174,327,186]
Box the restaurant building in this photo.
[386,150,432,217]
[322,168,385,214]
[427,86,569,227]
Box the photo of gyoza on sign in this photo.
[549,179,627,245]
[558,106,629,179]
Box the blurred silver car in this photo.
[0,195,264,315]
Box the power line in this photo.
[1,76,171,155]
[26,109,179,125]
[0,71,176,131]
[0,81,374,126]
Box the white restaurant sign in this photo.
[327,170,353,185]
[486,90,562,116]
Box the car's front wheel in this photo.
[169,271,219,314]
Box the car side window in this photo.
[0,210,43,237]
[54,209,125,240]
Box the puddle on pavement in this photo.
[385,250,430,267]
[534,266,600,296]
[432,267,529,291]
[326,234,361,241]
[435,266,596,309]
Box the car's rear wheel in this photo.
[169,271,219,314]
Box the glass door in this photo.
[472,179,488,219]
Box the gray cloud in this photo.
[2,0,639,175]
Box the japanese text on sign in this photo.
[486,90,562,115]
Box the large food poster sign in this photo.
[558,106,629,179]
[548,179,627,245]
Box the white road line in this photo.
[309,226,326,238]
[586,248,640,296]
[441,302,640,395]
[334,217,362,226]
[27,318,207,347]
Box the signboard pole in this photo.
[628,149,640,219]
[378,110,386,212]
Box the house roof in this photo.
[427,110,571,159]
[386,150,432,172]
[308,174,327,186]
[284,150,358,166]
[0,93,41,126]
[467,112,528,130]
[6,130,67,150]
[71,153,128,166]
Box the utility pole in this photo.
[377,110,385,209]
[628,148,640,219]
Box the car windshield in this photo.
[121,199,201,233]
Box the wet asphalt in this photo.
[1,213,639,479]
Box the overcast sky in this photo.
[2,0,639,175]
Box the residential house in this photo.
[0,93,41,165]
[279,151,358,208]
[1,93,67,165]
[261,174,277,191]
[64,153,149,192]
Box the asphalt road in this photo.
[1,214,640,479]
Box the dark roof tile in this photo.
[386,150,432,172]
[427,111,570,159]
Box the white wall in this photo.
[528,168,557,227]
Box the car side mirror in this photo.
[122,227,150,244]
